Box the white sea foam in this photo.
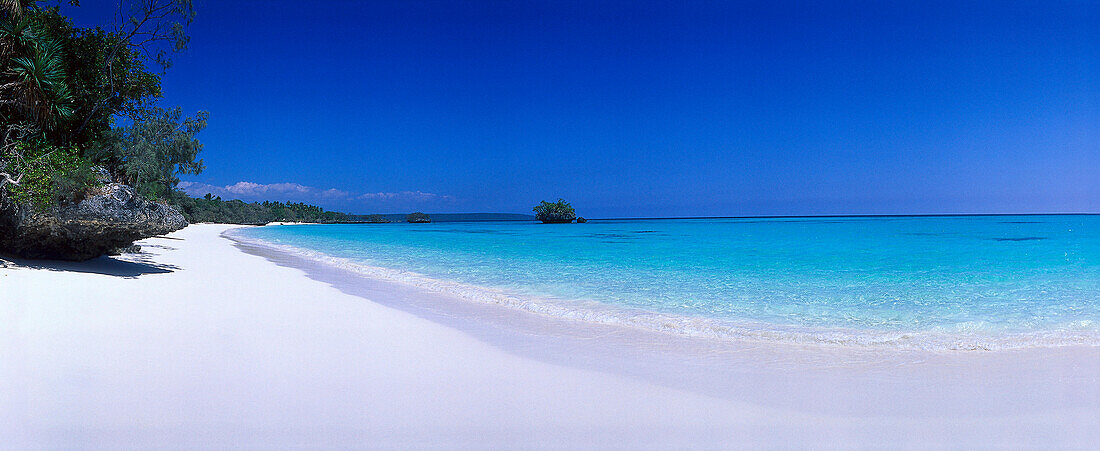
[224,229,1100,352]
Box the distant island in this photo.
[534,199,577,223]
[406,212,431,223]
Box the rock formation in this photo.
[0,183,187,261]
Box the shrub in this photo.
[2,140,98,211]
[533,199,576,223]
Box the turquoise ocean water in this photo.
[230,215,1100,350]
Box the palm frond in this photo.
[5,38,74,127]
[0,15,38,59]
[0,0,23,19]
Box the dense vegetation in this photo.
[406,211,430,223]
[1,0,204,210]
[169,192,390,225]
[533,199,576,223]
[169,196,538,225]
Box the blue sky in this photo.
[65,1,1096,217]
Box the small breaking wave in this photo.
[224,228,1100,352]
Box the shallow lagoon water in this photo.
[232,215,1100,350]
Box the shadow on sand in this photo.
[0,252,179,278]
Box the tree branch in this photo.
[69,0,196,141]
[0,172,22,188]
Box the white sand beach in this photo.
[3,224,1099,448]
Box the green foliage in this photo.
[170,192,275,225]
[406,212,430,223]
[51,19,163,146]
[43,0,194,144]
[1,139,96,210]
[1,0,203,211]
[260,200,352,223]
[533,199,576,223]
[1,8,75,130]
[167,191,390,225]
[90,106,206,199]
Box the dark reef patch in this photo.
[453,229,516,235]
[590,233,634,239]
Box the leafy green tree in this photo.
[6,37,74,127]
[68,0,195,140]
[1,1,86,208]
[91,106,206,199]
[1,0,201,210]
[1,2,74,130]
[168,195,384,225]
[533,199,576,223]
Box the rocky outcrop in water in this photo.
[537,213,575,224]
[406,212,431,223]
[0,183,187,261]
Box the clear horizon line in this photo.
[586,212,1100,221]
[341,211,1099,220]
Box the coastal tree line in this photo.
[172,194,389,225]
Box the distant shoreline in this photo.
[240,211,1100,226]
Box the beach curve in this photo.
[2,224,1098,447]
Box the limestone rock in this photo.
[0,183,187,261]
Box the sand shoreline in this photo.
[3,224,1099,447]
[229,228,1100,414]
[226,225,1100,352]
